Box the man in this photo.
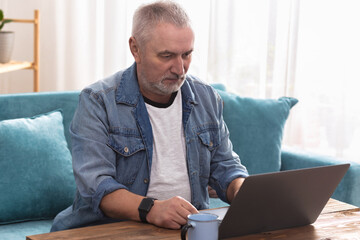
[51,0,248,231]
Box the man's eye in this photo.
[161,54,172,59]
[183,52,192,58]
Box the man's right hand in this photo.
[100,189,198,229]
[146,196,199,229]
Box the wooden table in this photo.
[27,199,360,240]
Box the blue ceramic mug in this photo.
[181,213,219,240]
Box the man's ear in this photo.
[129,37,141,63]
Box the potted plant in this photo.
[0,9,14,63]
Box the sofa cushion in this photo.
[0,91,80,151]
[0,220,53,240]
[0,110,75,224]
[216,90,298,174]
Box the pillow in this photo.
[216,90,298,174]
[0,110,76,224]
[210,83,227,92]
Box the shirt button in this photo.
[144,178,149,184]
[124,147,129,153]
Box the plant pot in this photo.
[0,31,15,63]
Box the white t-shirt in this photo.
[145,91,191,202]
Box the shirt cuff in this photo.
[216,171,249,203]
[91,177,129,216]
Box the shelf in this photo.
[0,61,33,73]
[0,10,39,92]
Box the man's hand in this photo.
[208,185,219,198]
[146,196,199,229]
[100,190,198,229]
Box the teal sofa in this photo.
[1,86,359,240]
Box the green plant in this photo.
[0,9,12,31]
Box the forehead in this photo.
[146,23,194,53]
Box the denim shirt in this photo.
[51,63,248,231]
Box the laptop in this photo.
[202,164,350,239]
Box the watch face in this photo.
[139,198,155,212]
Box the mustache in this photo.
[163,74,186,81]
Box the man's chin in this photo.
[160,87,180,95]
[161,81,184,93]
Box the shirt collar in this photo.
[115,62,142,106]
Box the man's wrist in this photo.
[138,197,157,223]
[227,178,245,202]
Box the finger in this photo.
[209,189,218,198]
[172,211,188,226]
[167,219,182,230]
[182,201,199,214]
[174,206,192,225]
[173,196,198,214]
[171,199,197,225]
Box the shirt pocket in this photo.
[194,123,221,178]
[196,123,220,151]
[107,128,146,186]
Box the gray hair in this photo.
[132,1,191,48]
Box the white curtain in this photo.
[287,0,360,162]
[1,0,359,163]
[0,0,296,94]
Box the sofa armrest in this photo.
[281,147,360,207]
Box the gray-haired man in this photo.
[51,1,248,231]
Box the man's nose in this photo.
[171,56,185,76]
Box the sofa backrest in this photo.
[211,84,298,174]
[0,91,80,149]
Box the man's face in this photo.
[132,23,194,103]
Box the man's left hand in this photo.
[208,186,218,198]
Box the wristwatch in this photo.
[138,197,156,223]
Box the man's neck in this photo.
[143,91,178,108]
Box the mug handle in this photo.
[181,223,193,240]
